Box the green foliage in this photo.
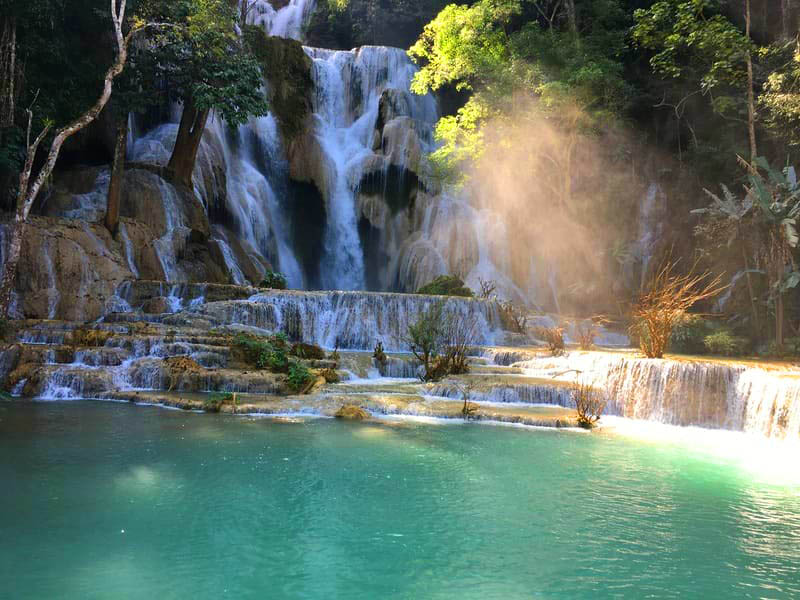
[409,0,632,180]
[404,302,476,381]
[765,337,800,358]
[669,314,713,354]
[703,330,749,357]
[203,392,234,412]
[418,275,473,297]
[405,302,447,381]
[290,342,326,360]
[259,271,288,290]
[760,43,800,147]
[130,0,267,126]
[287,362,313,393]
[632,0,751,93]
[233,333,290,373]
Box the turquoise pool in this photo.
[1,402,798,598]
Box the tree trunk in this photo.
[776,292,785,349]
[0,0,135,318]
[741,243,760,337]
[564,0,577,34]
[105,116,128,235]
[0,17,17,128]
[167,99,209,188]
[745,0,758,161]
[782,0,792,41]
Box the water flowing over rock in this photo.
[515,352,800,440]
[197,289,505,351]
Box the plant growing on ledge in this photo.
[287,362,313,393]
[498,300,527,333]
[259,271,288,290]
[571,380,606,430]
[478,278,497,299]
[417,275,473,297]
[535,325,565,356]
[404,302,448,382]
[573,316,610,351]
[373,341,388,367]
[632,259,725,359]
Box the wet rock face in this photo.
[15,217,132,322]
[306,0,456,51]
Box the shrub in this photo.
[418,275,473,297]
[703,330,749,356]
[259,271,288,290]
[373,341,387,366]
[287,362,313,393]
[203,392,235,413]
[290,342,325,360]
[233,333,290,372]
[321,367,341,384]
[478,278,497,299]
[404,302,477,381]
[632,260,725,359]
[497,300,527,333]
[573,316,610,350]
[571,381,606,429]
[329,345,340,361]
[0,318,9,341]
[669,314,712,354]
[440,311,478,375]
[535,326,565,356]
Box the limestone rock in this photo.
[335,405,370,420]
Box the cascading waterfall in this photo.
[305,46,439,290]
[197,289,505,351]
[514,352,800,439]
[244,0,316,39]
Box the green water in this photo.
[1,403,799,599]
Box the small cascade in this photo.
[198,290,505,351]
[517,352,800,439]
[245,0,316,40]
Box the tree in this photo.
[745,158,800,348]
[138,0,267,186]
[694,182,761,335]
[0,0,148,316]
[404,302,447,382]
[632,0,758,160]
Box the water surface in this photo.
[1,402,799,599]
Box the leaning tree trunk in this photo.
[0,0,136,318]
[167,99,209,188]
[105,116,128,235]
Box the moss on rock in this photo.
[243,26,313,142]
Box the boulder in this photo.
[335,405,370,420]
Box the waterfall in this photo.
[304,46,439,290]
[245,0,316,40]
[516,352,800,439]
[197,290,504,351]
